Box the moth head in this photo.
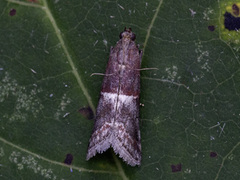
[119,28,136,41]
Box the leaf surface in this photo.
[1,0,240,179]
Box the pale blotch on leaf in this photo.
[103,39,108,47]
[184,168,192,174]
[192,42,211,82]
[203,7,214,20]
[54,93,71,120]
[9,151,57,179]
[164,65,181,82]
[0,72,44,122]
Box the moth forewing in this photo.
[86,28,142,166]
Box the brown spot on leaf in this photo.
[171,163,182,172]
[79,106,94,120]
[64,154,73,165]
[210,151,217,158]
[208,25,215,31]
[232,4,239,16]
[9,9,16,16]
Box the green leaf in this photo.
[1,0,240,179]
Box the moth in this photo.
[86,28,142,166]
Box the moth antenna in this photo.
[90,73,113,77]
[135,68,159,71]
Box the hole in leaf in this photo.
[171,163,182,172]
[232,4,239,16]
[224,12,240,31]
[210,151,217,158]
[64,153,73,165]
[9,9,16,16]
[208,25,215,31]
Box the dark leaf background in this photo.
[0,0,240,179]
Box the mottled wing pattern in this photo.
[86,92,117,159]
[112,94,141,166]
